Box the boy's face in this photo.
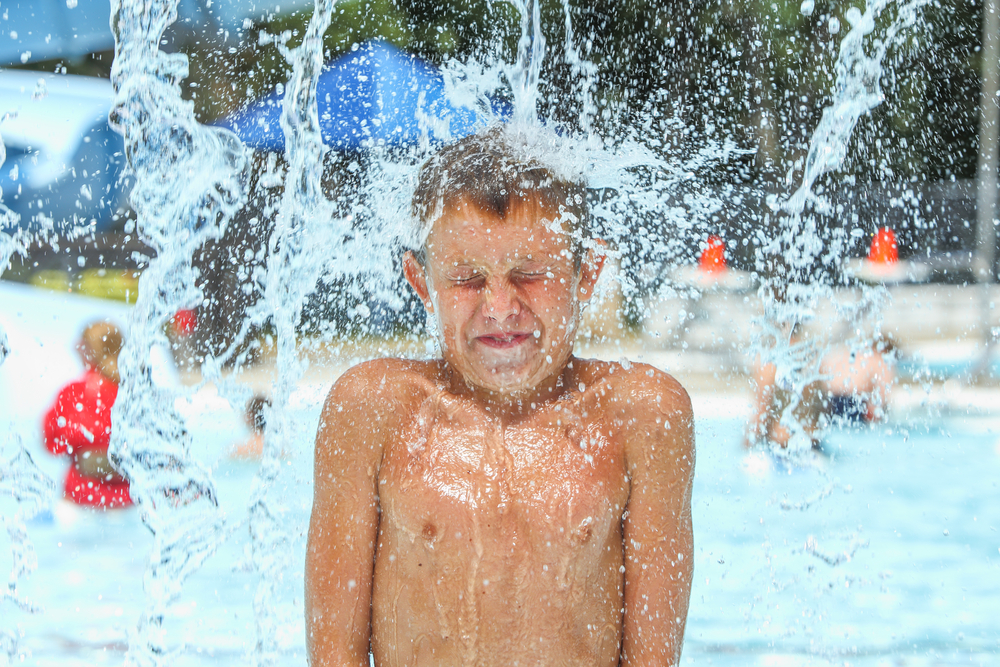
[404,195,604,399]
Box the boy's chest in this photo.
[379,403,629,546]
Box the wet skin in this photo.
[305,199,695,667]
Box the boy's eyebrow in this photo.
[445,263,477,271]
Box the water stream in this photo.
[3,0,981,663]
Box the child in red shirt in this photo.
[43,321,132,508]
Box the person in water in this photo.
[229,394,271,460]
[305,127,695,667]
[43,320,132,508]
[818,334,896,424]
[744,323,826,450]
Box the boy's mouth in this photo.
[475,332,533,349]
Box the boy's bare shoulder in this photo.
[575,358,694,478]
[327,358,441,406]
[574,357,691,418]
[322,358,443,427]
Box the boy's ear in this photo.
[403,251,433,313]
[576,239,607,303]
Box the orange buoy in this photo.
[868,227,898,264]
[699,235,727,274]
[170,308,198,337]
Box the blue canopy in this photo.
[219,40,501,152]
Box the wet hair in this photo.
[246,394,271,433]
[410,126,588,268]
[78,321,123,384]
[872,334,897,355]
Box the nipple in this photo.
[571,516,594,544]
[422,522,438,543]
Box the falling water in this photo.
[244,2,338,663]
[0,89,57,666]
[755,0,931,456]
[108,0,242,662]
[0,0,946,661]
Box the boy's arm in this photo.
[867,354,895,422]
[305,363,394,667]
[620,369,695,667]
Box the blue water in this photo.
[898,359,1000,383]
[687,415,1000,666]
[3,403,999,666]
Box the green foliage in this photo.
[268,0,413,53]
[19,0,986,186]
[853,0,982,181]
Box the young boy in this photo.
[305,127,695,667]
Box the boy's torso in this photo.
[370,359,632,667]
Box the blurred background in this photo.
[1,0,997,369]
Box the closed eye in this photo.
[513,270,559,287]
[452,274,484,286]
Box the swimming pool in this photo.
[686,408,1000,666]
[3,392,997,666]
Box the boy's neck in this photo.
[443,359,578,421]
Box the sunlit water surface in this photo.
[5,403,998,666]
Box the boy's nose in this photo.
[482,279,521,321]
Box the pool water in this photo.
[686,410,1000,666]
[3,396,999,666]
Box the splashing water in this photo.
[108,0,243,662]
[0,0,937,661]
[244,2,342,663]
[0,116,56,666]
[0,436,54,662]
[754,0,930,458]
[0,130,28,367]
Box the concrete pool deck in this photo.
[284,282,1000,421]
[3,279,999,428]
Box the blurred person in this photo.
[229,394,271,460]
[744,324,827,450]
[819,335,896,424]
[42,321,131,508]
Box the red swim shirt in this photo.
[43,370,133,508]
